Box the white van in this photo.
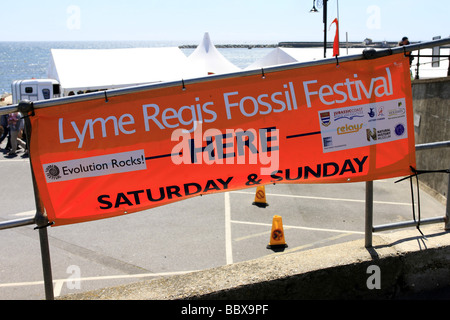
[11,79,61,104]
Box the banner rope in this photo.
[395,166,450,237]
[34,221,54,230]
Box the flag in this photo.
[330,18,340,57]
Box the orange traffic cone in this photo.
[267,215,288,250]
[252,185,269,208]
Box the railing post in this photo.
[38,227,54,300]
[365,181,374,247]
[19,100,54,300]
[415,49,420,80]
[447,55,450,77]
[446,168,450,230]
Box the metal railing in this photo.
[365,140,450,247]
[1,36,449,300]
[0,216,35,230]
[412,50,450,80]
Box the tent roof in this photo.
[47,47,206,93]
[245,47,366,70]
[244,48,298,70]
[187,32,241,75]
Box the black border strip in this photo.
[145,152,182,161]
[286,131,321,139]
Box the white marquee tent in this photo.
[187,32,241,75]
[245,47,366,70]
[47,47,207,95]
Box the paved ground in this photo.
[0,141,446,299]
[58,223,450,301]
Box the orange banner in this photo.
[29,54,415,226]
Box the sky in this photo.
[1,0,448,43]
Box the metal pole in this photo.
[323,0,328,58]
[373,216,445,232]
[365,181,373,247]
[19,101,54,300]
[446,168,450,230]
[415,50,420,80]
[448,55,450,77]
[38,227,54,300]
[0,217,35,230]
[415,140,450,150]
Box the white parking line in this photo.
[224,192,233,265]
[269,233,356,256]
[231,219,365,235]
[0,270,199,297]
[53,280,65,297]
[0,158,29,163]
[231,191,411,206]
[12,210,35,217]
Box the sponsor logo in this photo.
[43,150,147,183]
[368,106,385,122]
[395,123,405,136]
[388,107,406,118]
[366,128,392,141]
[323,136,333,147]
[45,164,61,181]
[320,112,331,126]
[334,107,364,121]
[337,123,363,135]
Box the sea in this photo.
[0,41,275,95]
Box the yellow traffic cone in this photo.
[252,185,269,208]
[267,215,288,250]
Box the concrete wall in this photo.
[412,76,450,201]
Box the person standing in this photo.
[398,36,414,65]
[0,114,10,151]
[7,112,27,157]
